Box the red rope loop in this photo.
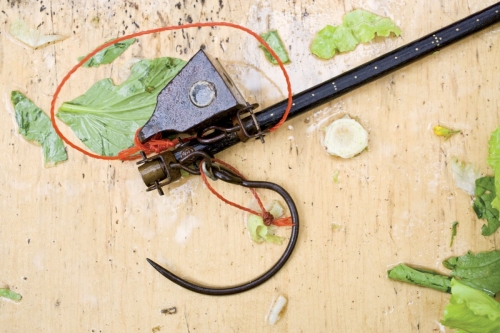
[199,159,293,227]
[49,22,293,161]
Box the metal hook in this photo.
[146,167,299,296]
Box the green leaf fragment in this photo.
[387,263,451,293]
[259,30,291,65]
[0,288,22,302]
[311,9,401,60]
[78,38,136,67]
[57,57,186,156]
[450,221,459,247]
[441,279,500,333]
[11,91,68,166]
[472,176,500,236]
[487,127,500,213]
[443,251,500,297]
[343,9,401,43]
[247,215,284,245]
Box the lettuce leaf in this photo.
[247,215,284,245]
[11,91,68,166]
[443,251,500,297]
[473,176,500,236]
[387,263,451,293]
[441,279,500,333]
[388,251,500,296]
[78,38,136,67]
[0,288,22,302]
[57,57,186,156]
[487,127,500,213]
[259,31,291,65]
[311,9,401,60]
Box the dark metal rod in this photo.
[175,2,500,161]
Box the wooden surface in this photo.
[1,0,500,332]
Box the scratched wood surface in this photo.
[1,0,500,332]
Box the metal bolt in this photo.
[189,80,216,107]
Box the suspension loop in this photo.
[147,162,300,296]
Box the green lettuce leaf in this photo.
[473,176,500,236]
[488,127,500,213]
[441,279,500,333]
[259,30,291,65]
[0,288,22,302]
[57,57,186,156]
[311,9,401,60]
[78,38,136,67]
[387,263,451,293]
[11,91,68,166]
[247,215,284,245]
[450,221,459,247]
[443,251,500,297]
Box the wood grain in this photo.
[1,0,499,332]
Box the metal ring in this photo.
[147,169,299,296]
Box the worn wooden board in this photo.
[1,0,499,332]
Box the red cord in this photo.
[50,22,293,161]
[199,159,293,227]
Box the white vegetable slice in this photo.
[267,295,288,325]
[324,118,368,158]
[9,20,66,49]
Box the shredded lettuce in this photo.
[0,288,22,302]
[388,251,500,296]
[247,215,284,245]
[78,38,136,67]
[443,251,500,297]
[11,91,68,166]
[487,127,500,213]
[57,57,186,156]
[450,221,459,247]
[441,279,500,333]
[9,19,66,49]
[259,31,291,65]
[387,264,451,293]
[473,176,500,236]
[310,9,401,60]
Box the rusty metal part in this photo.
[196,124,240,144]
[233,103,265,143]
[137,151,181,195]
[138,49,249,143]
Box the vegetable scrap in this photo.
[450,158,482,196]
[388,250,500,332]
[266,295,288,325]
[388,250,500,296]
[11,91,68,166]
[247,215,284,245]
[473,176,500,236]
[259,31,291,65]
[433,125,461,140]
[57,57,186,156]
[487,127,500,213]
[247,201,286,245]
[441,279,500,333]
[450,221,458,247]
[9,19,66,49]
[0,288,22,302]
[323,117,368,158]
[78,38,137,67]
[310,9,401,60]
